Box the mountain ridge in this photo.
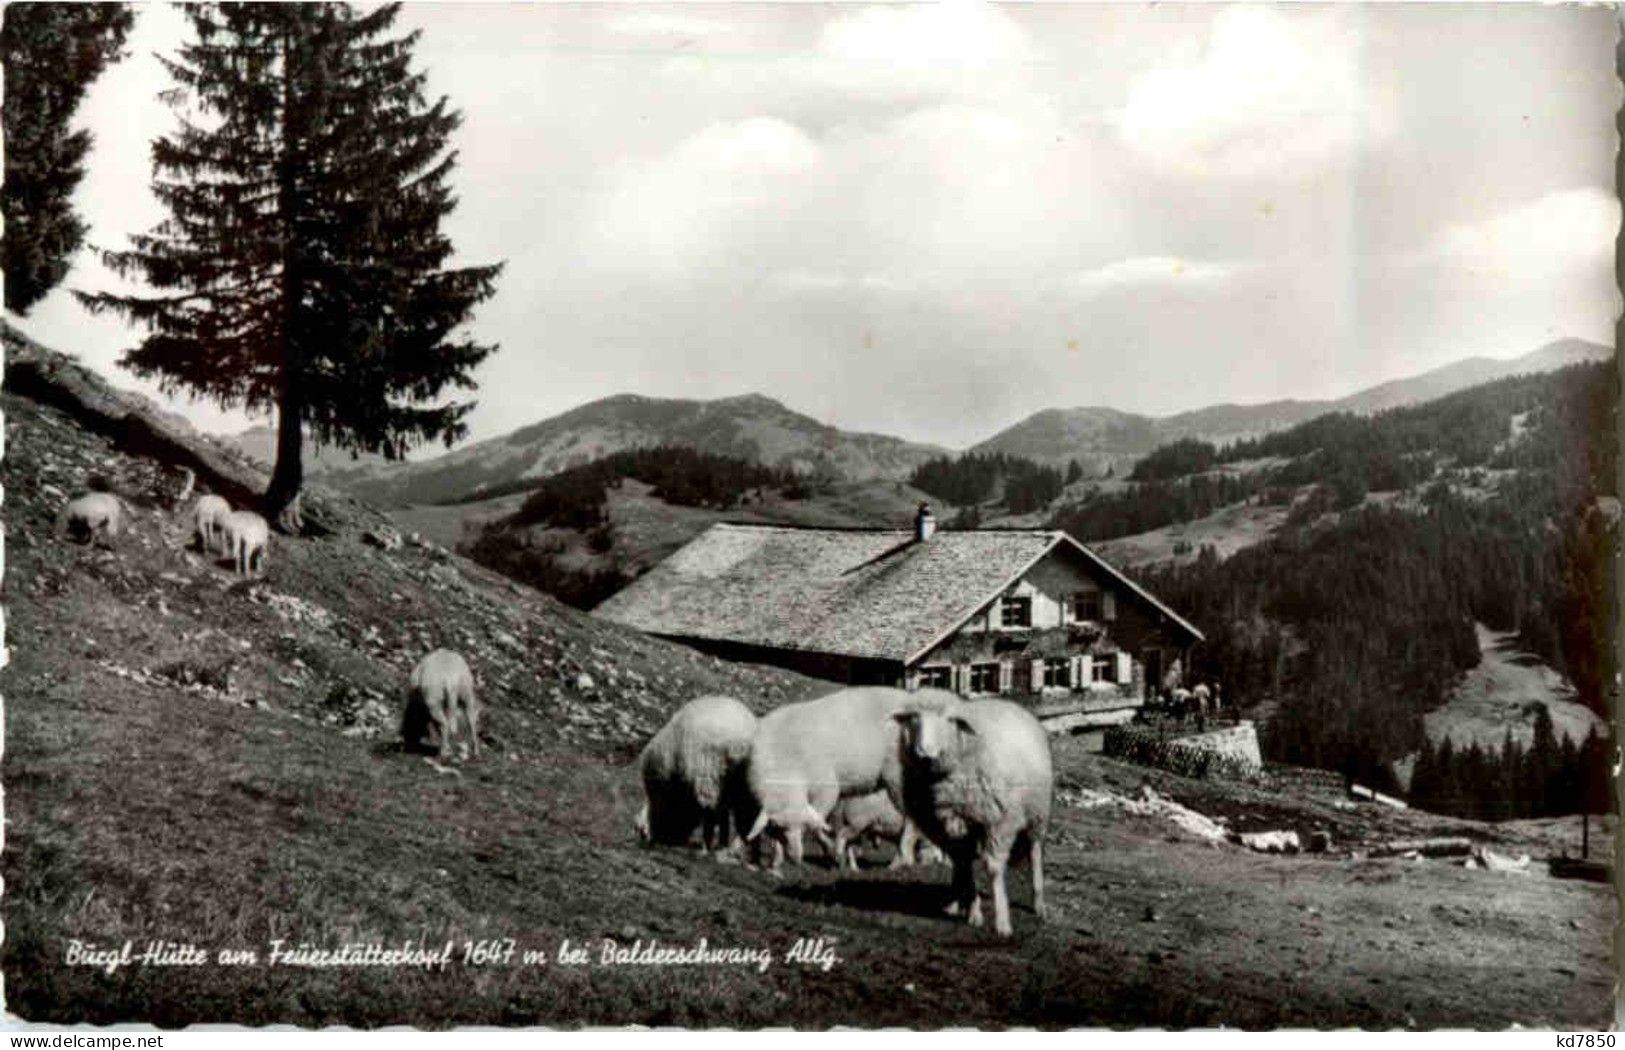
[326,390,949,508]
[971,337,1613,470]
[285,336,1611,506]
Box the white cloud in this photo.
[587,117,821,272]
[602,11,739,43]
[1067,255,1249,295]
[1408,187,1617,281]
[1119,7,1380,178]
[819,3,1033,70]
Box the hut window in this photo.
[1043,657,1071,688]
[1000,595,1032,628]
[969,662,1000,694]
[1073,590,1102,622]
[918,666,952,691]
[1091,653,1118,683]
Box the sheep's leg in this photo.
[810,824,839,867]
[428,701,451,757]
[946,854,977,921]
[891,818,920,869]
[986,847,1013,938]
[785,825,806,866]
[833,830,853,871]
[1029,835,1047,921]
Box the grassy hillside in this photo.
[2,350,1614,1026]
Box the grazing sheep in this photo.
[743,686,961,867]
[636,694,757,855]
[401,649,481,761]
[57,492,127,545]
[893,699,1053,938]
[217,510,269,576]
[827,789,946,871]
[193,494,231,553]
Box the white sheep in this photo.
[193,494,231,553]
[217,509,270,576]
[892,699,1053,938]
[401,649,481,761]
[57,492,127,545]
[827,789,946,871]
[636,694,757,855]
[743,686,961,867]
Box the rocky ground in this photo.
[2,349,1616,1029]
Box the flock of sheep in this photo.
[58,487,484,763]
[58,488,270,576]
[56,488,1053,939]
[637,688,1054,939]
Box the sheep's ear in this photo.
[951,715,977,737]
[745,810,770,842]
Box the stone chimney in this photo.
[914,502,936,542]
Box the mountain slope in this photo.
[228,423,395,477]
[973,338,1613,469]
[330,392,947,508]
[2,324,1612,1028]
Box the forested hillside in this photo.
[1125,362,1616,803]
[909,451,1073,515]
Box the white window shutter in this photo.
[1104,592,1117,620]
[1030,658,1044,692]
[954,664,968,695]
[1116,650,1132,684]
[999,661,1013,694]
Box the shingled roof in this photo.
[594,523,1202,664]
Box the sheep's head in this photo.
[894,709,975,775]
[744,802,830,845]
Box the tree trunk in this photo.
[264,392,305,534]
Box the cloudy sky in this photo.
[14,2,1619,451]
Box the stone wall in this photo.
[1103,722,1263,780]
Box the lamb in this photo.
[742,686,961,866]
[193,494,231,553]
[217,509,270,576]
[892,699,1053,938]
[827,789,946,870]
[401,649,481,761]
[635,694,758,855]
[57,492,127,545]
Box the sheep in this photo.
[56,492,127,546]
[892,699,1053,938]
[217,509,270,576]
[401,649,481,761]
[827,789,946,871]
[742,686,961,867]
[635,694,758,856]
[193,494,231,553]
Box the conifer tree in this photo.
[1,2,134,314]
[81,3,501,530]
